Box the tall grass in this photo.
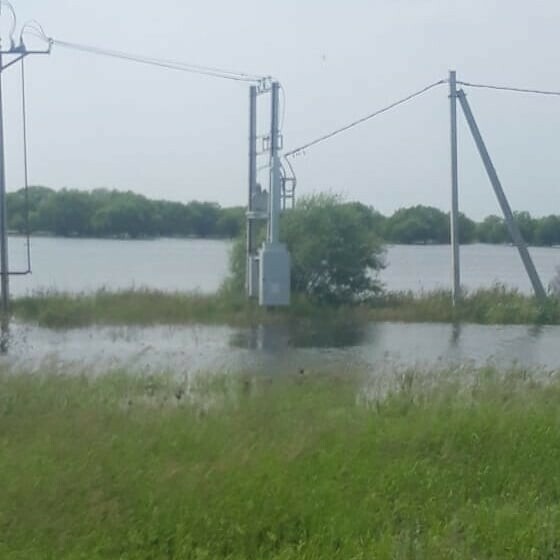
[12,285,560,328]
[371,285,560,325]
[2,367,560,558]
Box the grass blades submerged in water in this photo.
[2,368,560,558]
[11,285,560,328]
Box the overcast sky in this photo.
[2,0,560,219]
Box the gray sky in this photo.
[3,0,560,219]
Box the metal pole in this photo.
[0,51,9,314]
[268,81,281,244]
[246,85,257,295]
[457,89,547,301]
[449,70,461,305]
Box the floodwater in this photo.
[8,236,560,296]
[4,320,560,376]
[5,237,560,376]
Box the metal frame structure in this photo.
[246,80,293,305]
[0,3,50,314]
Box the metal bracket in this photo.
[257,76,273,94]
[0,45,51,72]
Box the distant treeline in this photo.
[7,186,244,239]
[6,186,560,246]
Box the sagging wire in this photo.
[19,19,49,48]
[30,33,267,84]
[285,79,447,158]
[0,1,17,49]
[457,80,560,97]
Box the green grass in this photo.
[370,285,560,325]
[2,367,560,558]
[11,285,560,328]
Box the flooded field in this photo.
[6,238,560,376]
[5,319,560,376]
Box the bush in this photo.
[226,193,385,304]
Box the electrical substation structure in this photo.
[0,2,294,314]
[246,81,293,306]
[0,2,558,317]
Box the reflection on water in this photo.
[231,321,368,350]
[4,319,560,376]
[0,316,9,355]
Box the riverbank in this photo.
[2,367,560,558]
[11,286,560,328]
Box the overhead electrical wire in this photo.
[285,79,446,158]
[27,32,267,83]
[19,20,49,46]
[457,80,560,97]
[0,1,17,47]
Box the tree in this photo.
[215,207,244,238]
[91,192,155,238]
[458,212,477,244]
[534,215,560,246]
[187,202,221,237]
[514,211,535,245]
[384,205,449,244]
[226,194,385,303]
[344,202,386,238]
[38,189,95,236]
[7,186,54,233]
[476,215,508,244]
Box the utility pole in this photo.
[457,89,547,301]
[449,70,461,305]
[268,81,281,244]
[0,5,50,317]
[0,47,8,315]
[246,85,257,296]
[257,80,290,307]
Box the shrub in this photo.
[225,193,385,304]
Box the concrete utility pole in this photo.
[246,85,257,296]
[257,80,290,307]
[457,89,547,301]
[449,70,461,305]
[268,81,281,244]
[0,48,9,315]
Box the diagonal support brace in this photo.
[457,89,547,301]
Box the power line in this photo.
[51,38,265,83]
[457,80,560,97]
[28,33,268,83]
[285,79,446,158]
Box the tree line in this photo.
[6,187,560,246]
[7,186,244,239]
[378,206,560,246]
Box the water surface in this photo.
[5,320,560,376]
[8,237,560,296]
